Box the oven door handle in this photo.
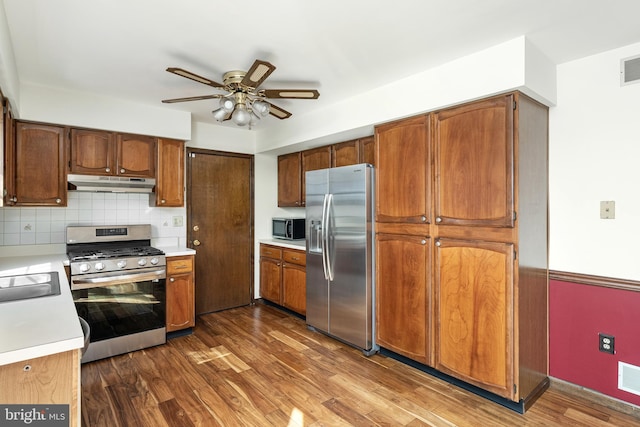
[71,269,166,290]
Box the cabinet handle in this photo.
[169,277,175,282]
[421,216,427,222]
[55,198,62,204]
[105,167,111,173]
[421,239,427,245]
[10,196,17,203]
[436,217,442,223]
[277,263,280,266]
[120,168,126,173]
[160,199,166,204]
[291,256,299,260]
[435,240,441,247]
[173,265,188,269]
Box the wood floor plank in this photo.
[80,304,640,427]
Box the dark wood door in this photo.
[187,149,254,314]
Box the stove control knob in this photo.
[117,260,127,269]
[80,263,90,272]
[95,262,105,271]
[150,257,159,265]
[138,258,147,266]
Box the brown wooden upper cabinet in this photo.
[301,146,331,206]
[331,136,375,168]
[433,95,515,228]
[7,122,68,206]
[277,136,373,207]
[375,114,430,224]
[277,152,301,207]
[152,138,185,207]
[70,130,155,178]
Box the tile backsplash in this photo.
[0,192,186,247]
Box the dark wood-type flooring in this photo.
[81,304,640,426]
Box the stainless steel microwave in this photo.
[272,217,305,240]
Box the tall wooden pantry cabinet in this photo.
[374,91,548,411]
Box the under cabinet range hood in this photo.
[67,174,155,193]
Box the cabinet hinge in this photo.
[513,384,517,395]
[513,100,517,110]
[514,250,517,261]
[513,211,517,221]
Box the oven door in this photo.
[71,267,166,343]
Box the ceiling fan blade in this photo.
[166,67,225,88]
[161,94,222,103]
[262,89,320,99]
[267,102,292,120]
[241,60,276,89]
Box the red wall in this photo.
[549,279,640,406]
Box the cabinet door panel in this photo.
[166,273,195,332]
[116,134,155,177]
[260,257,282,303]
[434,95,515,227]
[283,263,306,315]
[301,146,331,206]
[70,129,115,175]
[14,123,67,206]
[277,152,301,207]
[435,238,514,399]
[332,139,359,167]
[376,233,431,365]
[359,136,375,166]
[375,115,430,224]
[155,138,184,206]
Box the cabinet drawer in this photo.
[260,245,282,259]
[167,256,193,274]
[283,249,306,266]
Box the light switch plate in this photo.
[600,201,615,219]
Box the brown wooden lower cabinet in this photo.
[259,243,306,315]
[435,238,515,400]
[166,255,195,333]
[0,349,81,426]
[375,232,432,365]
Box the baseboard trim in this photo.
[549,377,640,418]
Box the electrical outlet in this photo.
[599,333,615,354]
[172,216,183,227]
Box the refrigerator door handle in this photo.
[321,193,330,280]
[324,193,335,282]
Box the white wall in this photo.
[549,41,640,280]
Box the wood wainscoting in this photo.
[80,303,640,426]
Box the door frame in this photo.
[186,147,255,306]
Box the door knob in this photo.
[193,225,199,232]
[193,239,201,246]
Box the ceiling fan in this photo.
[162,59,320,127]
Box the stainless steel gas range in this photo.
[67,224,166,363]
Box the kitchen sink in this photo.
[0,272,61,303]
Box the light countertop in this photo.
[0,255,84,366]
[157,246,196,257]
[259,238,306,250]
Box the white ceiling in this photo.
[3,0,640,130]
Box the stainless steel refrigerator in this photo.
[306,163,377,356]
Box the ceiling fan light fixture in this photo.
[212,108,228,121]
[252,99,270,117]
[232,105,251,126]
[220,97,235,112]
